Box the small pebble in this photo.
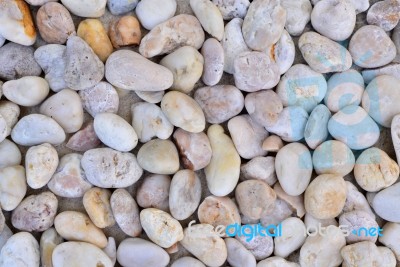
[245,90,283,128]
[367,0,400,31]
[136,174,171,211]
[212,0,249,20]
[83,187,115,228]
[0,166,26,211]
[225,238,256,267]
[40,228,63,267]
[3,76,49,107]
[0,232,39,267]
[339,210,379,244]
[198,196,241,227]
[61,0,106,18]
[136,0,176,30]
[341,241,396,267]
[0,139,21,168]
[66,122,101,152]
[372,182,400,223]
[107,0,137,15]
[26,143,58,189]
[274,217,306,258]
[0,225,12,251]
[241,156,276,186]
[379,222,400,261]
[262,135,283,152]
[281,0,311,36]
[190,0,224,40]
[304,104,331,149]
[109,16,141,48]
[135,90,164,104]
[201,38,224,86]
[79,81,119,117]
[103,237,116,266]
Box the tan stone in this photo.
[109,16,141,49]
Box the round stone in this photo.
[136,174,170,211]
[26,143,58,189]
[135,0,176,30]
[304,104,331,149]
[83,187,115,228]
[3,76,49,107]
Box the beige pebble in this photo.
[109,16,141,49]
[0,165,26,211]
[136,174,171,211]
[3,76,49,107]
[245,90,283,128]
[171,256,205,267]
[0,101,19,137]
[83,187,115,228]
[274,217,306,258]
[0,232,39,267]
[102,237,116,265]
[201,38,224,86]
[198,196,241,228]
[241,156,276,186]
[26,143,58,189]
[225,238,256,267]
[339,210,379,244]
[60,0,106,18]
[262,135,284,152]
[367,0,400,31]
[341,241,397,267]
[135,90,165,104]
[271,29,295,74]
[190,0,224,40]
[40,228,63,267]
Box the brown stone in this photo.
[109,16,142,49]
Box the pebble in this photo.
[379,222,400,261]
[392,114,400,166]
[139,14,205,58]
[109,16,141,48]
[272,30,295,75]
[26,143,58,189]
[0,0,36,46]
[83,188,115,228]
[11,191,58,232]
[0,43,42,81]
[201,38,224,86]
[3,76,49,107]
[343,181,375,218]
[276,143,312,196]
[225,238,256,267]
[0,139,21,168]
[274,217,306,258]
[325,69,365,113]
[257,257,299,267]
[313,140,355,176]
[190,0,224,41]
[311,0,355,41]
[349,25,396,68]
[181,224,227,267]
[140,208,183,248]
[82,148,143,188]
[198,196,241,227]
[241,157,276,186]
[136,174,170,211]
[339,210,379,244]
[299,31,352,73]
[0,225,12,251]
[242,0,286,51]
[24,0,57,5]
[0,166,26,212]
[0,232,39,267]
[103,237,116,265]
[105,50,173,91]
[367,0,400,31]
[0,101,19,137]
[170,170,201,220]
[34,44,67,92]
[212,0,249,20]
[40,89,83,133]
[135,90,164,104]
[221,18,250,74]
[304,104,331,149]
[117,238,170,267]
[372,182,400,223]
[171,257,205,267]
[60,0,106,18]
[79,81,119,117]
[262,135,284,152]
[36,2,75,44]
[48,153,92,198]
[205,124,240,196]
[274,182,306,217]
[110,189,142,237]
[362,75,400,127]
[160,46,204,94]
[107,0,137,15]
[77,19,113,62]
[245,90,283,128]
[236,227,274,260]
[234,51,280,92]
[362,63,400,84]
[328,105,380,150]
[40,228,63,267]
[281,0,311,36]
[136,0,176,30]
[173,129,212,171]
[305,174,347,219]
[228,115,268,159]
[341,241,397,267]
[131,102,173,143]
[276,64,327,113]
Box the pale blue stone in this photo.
[304,104,331,149]
[107,0,138,15]
[372,182,400,222]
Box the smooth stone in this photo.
[349,25,396,68]
[160,46,204,94]
[212,0,249,20]
[173,129,212,171]
[245,90,283,128]
[205,124,240,196]
[225,238,256,267]
[106,50,173,91]
[109,16,141,48]
[281,0,311,36]
[328,105,380,150]
[194,85,244,124]
[64,36,104,90]
[355,147,399,192]
[373,182,400,222]
[3,76,49,107]
[26,143,58,189]
[0,43,41,81]
[40,228,63,267]
[102,237,116,265]
[367,0,400,31]
[36,2,75,44]
[198,196,241,227]
[241,156,276,186]
[305,174,347,219]
[83,187,115,228]
[0,101,20,136]
[136,174,170,211]
[257,257,299,267]
[140,208,183,248]
[181,224,227,267]
[235,226,273,260]
[170,170,202,220]
[110,189,142,237]
[362,63,400,84]
[325,69,365,113]
[362,75,400,127]
[107,0,137,15]
[135,90,164,104]
[0,166,26,211]
[40,89,83,133]
[0,117,8,141]
[343,181,375,219]
[79,81,119,117]
[137,139,179,175]
[161,91,205,133]
[139,14,205,58]
[0,232,39,267]
[304,104,331,149]
[228,115,268,159]
[201,38,224,86]
[379,222,400,261]
[34,44,67,92]
[221,18,250,74]
[276,64,327,113]
[117,238,170,267]
[60,0,106,17]
[190,0,224,40]
[0,139,21,168]
[274,217,306,258]
[131,102,173,143]
[0,0,36,46]
[52,241,113,267]
[11,192,57,232]
[266,106,309,142]
[171,257,205,267]
[0,225,12,251]
[26,0,57,5]
[82,148,143,188]
[242,0,286,51]
[313,140,355,176]
[262,135,284,152]
[272,30,295,75]
[392,114,400,166]
[339,210,379,244]
[299,31,352,73]
[341,241,396,267]
[136,0,176,30]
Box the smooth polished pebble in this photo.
[236,227,274,260]
[0,139,21,169]
[372,182,400,222]
[190,0,224,40]
[339,210,379,244]
[136,174,170,211]
[40,228,63,267]
[367,0,400,31]
[201,38,224,86]
[26,143,58,189]
[0,232,39,267]
[3,76,49,107]
[274,217,306,258]
[257,257,300,267]
[262,135,284,152]
[341,241,397,267]
[83,187,115,229]
[109,16,141,48]
[281,0,311,36]
[241,156,277,186]
[379,222,400,261]
[304,104,331,149]
[245,90,283,128]
[61,0,106,18]
[225,238,256,267]
[135,90,164,104]
[136,0,176,30]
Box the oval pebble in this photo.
[0,139,21,169]
[367,0,400,32]
[109,15,142,48]
[198,196,241,227]
[26,143,58,189]
[241,156,276,186]
[245,90,283,128]
[136,174,170,211]
[304,104,331,149]
[0,101,19,137]
[379,222,400,261]
[281,0,311,36]
[190,0,224,40]
[339,210,379,244]
[3,76,49,107]
[107,0,137,15]
[201,38,224,86]
[0,165,27,211]
[135,0,176,30]
[274,217,306,258]
[83,188,115,229]
[225,238,256,267]
[40,228,63,267]
[372,182,400,223]
[0,232,39,267]
[135,90,164,104]
[236,227,274,260]
[60,0,106,17]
